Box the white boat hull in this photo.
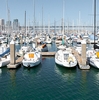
[46,40,52,44]
[45,38,52,44]
[57,45,66,50]
[22,59,41,67]
[55,58,77,68]
[0,58,10,67]
[22,51,42,68]
[86,49,99,69]
[55,49,77,68]
[89,57,99,69]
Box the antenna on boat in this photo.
[94,0,96,49]
[6,0,10,44]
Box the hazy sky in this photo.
[0,0,99,26]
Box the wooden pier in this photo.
[16,56,23,63]
[7,56,23,68]
[16,52,56,57]
[72,48,90,70]
[7,40,23,69]
[41,52,56,56]
[14,47,90,70]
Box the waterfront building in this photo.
[0,19,5,32]
[6,21,12,34]
[6,21,12,27]
[13,19,19,31]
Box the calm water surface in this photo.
[0,43,99,100]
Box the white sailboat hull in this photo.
[22,51,42,67]
[57,45,66,50]
[22,58,41,67]
[86,49,99,69]
[89,57,99,69]
[46,40,52,44]
[55,49,77,68]
[45,38,52,44]
[55,58,77,68]
[0,57,10,67]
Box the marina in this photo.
[5,39,92,70]
[0,43,99,100]
[0,0,99,99]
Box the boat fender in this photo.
[42,44,46,48]
[87,51,94,57]
[68,56,74,63]
[96,51,99,58]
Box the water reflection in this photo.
[90,66,99,81]
[55,64,76,82]
[22,64,41,77]
[0,69,2,75]
[80,70,90,96]
[47,44,52,48]
[8,69,16,87]
[0,67,8,77]
[47,43,57,51]
[94,72,99,81]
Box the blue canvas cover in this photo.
[0,48,10,57]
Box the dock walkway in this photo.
[72,48,90,70]
[7,56,23,69]
[41,52,56,56]
[15,49,90,70]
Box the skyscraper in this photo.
[6,21,11,27]
[0,19,5,31]
[13,19,18,31]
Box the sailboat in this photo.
[22,50,42,67]
[57,37,66,50]
[55,1,77,68]
[0,45,10,67]
[55,48,77,68]
[45,35,52,44]
[45,20,52,44]
[0,0,11,67]
[87,49,99,69]
[22,43,42,67]
[57,0,66,50]
[86,0,99,69]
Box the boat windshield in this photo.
[64,53,69,60]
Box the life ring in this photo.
[67,56,74,63]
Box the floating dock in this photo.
[7,56,23,68]
[41,52,56,56]
[16,52,56,57]
[72,48,90,70]
[15,49,90,70]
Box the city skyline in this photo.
[0,0,99,26]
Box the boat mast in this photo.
[48,19,50,34]
[25,11,26,36]
[42,6,43,33]
[78,11,80,34]
[62,0,65,37]
[94,0,96,49]
[6,0,10,44]
[33,0,35,35]
[54,19,56,34]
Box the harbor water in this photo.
[0,43,99,100]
